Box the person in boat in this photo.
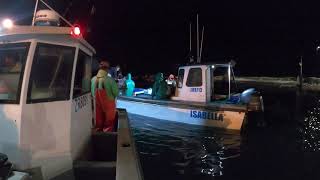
[151,72,168,100]
[125,73,135,96]
[4,54,21,73]
[0,81,11,99]
[117,73,126,95]
[0,54,21,99]
[91,59,119,132]
[110,64,121,80]
[166,74,176,85]
[166,74,176,96]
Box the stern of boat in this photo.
[242,89,265,128]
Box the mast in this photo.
[199,26,204,63]
[189,23,192,52]
[228,64,231,99]
[196,14,200,63]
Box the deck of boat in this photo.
[72,109,144,180]
[118,95,247,112]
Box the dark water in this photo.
[129,90,320,180]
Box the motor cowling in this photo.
[240,88,264,112]
[247,93,264,112]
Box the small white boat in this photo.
[0,3,142,180]
[117,63,264,131]
[118,15,263,131]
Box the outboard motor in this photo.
[240,88,265,129]
[0,153,12,180]
[240,88,264,112]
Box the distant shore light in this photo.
[2,19,13,29]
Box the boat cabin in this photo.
[0,24,95,179]
[172,63,237,103]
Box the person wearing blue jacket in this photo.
[125,73,135,96]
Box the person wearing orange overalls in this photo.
[91,60,119,132]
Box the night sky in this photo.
[2,0,320,76]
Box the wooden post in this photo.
[299,56,303,90]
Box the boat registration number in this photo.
[190,110,224,121]
[74,95,89,112]
[190,87,202,92]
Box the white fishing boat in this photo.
[117,63,264,131]
[0,1,142,180]
[117,15,264,131]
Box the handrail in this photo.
[116,109,144,180]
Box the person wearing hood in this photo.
[91,59,119,132]
[125,73,135,96]
[152,73,168,100]
[166,74,176,96]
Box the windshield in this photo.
[212,66,237,100]
[27,43,75,103]
[0,43,30,103]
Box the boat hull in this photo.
[117,99,246,130]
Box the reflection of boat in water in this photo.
[117,63,264,131]
[0,2,142,180]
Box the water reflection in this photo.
[129,114,241,179]
[129,92,320,180]
[303,99,320,152]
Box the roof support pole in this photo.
[228,65,231,99]
[32,0,39,26]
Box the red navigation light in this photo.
[71,25,81,37]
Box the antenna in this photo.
[196,14,200,63]
[189,23,192,52]
[32,0,73,27]
[32,0,39,26]
[228,64,231,99]
[199,26,204,63]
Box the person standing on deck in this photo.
[152,72,168,100]
[125,73,135,96]
[166,74,176,96]
[91,60,119,132]
[117,73,126,95]
[110,65,121,80]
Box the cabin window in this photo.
[27,43,75,103]
[212,66,236,98]
[186,68,202,87]
[177,69,185,88]
[0,43,30,104]
[213,67,229,98]
[73,50,92,98]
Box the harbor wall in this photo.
[236,76,320,93]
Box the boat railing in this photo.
[116,109,144,180]
[72,109,144,180]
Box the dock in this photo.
[72,109,144,180]
[236,76,320,92]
